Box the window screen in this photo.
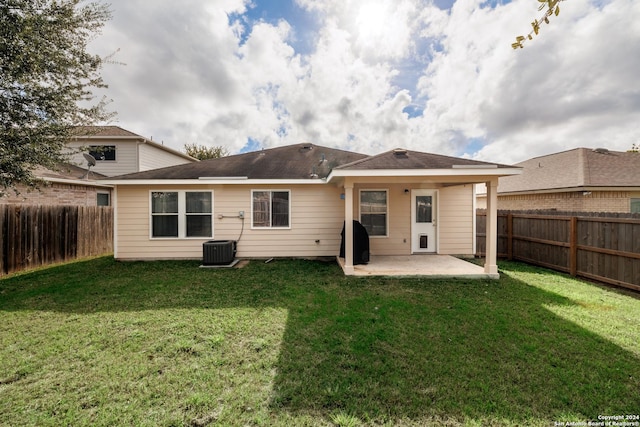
[360,190,387,236]
[252,190,290,228]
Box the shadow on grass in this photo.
[1,256,639,425]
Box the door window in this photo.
[416,195,433,223]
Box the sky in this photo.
[89,0,640,164]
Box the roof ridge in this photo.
[515,147,586,165]
[199,142,367,163]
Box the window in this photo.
[151,192,179,237]
[97,192,110,206]
[89,145,116,161]
[185,192,213,237]
[631,198,640,214]
[151,191,212,238]
[252,190,290,228]
[360,190,387,236]
[416,195,433,223]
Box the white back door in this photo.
[411,190,437,253]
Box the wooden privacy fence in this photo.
[0,205,113,276]
[477,211,640,292]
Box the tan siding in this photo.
[116,182,477,260]
[350,183,474,256]
[115,184,346,260]
[68,140,139,177]
[353,184,412,256]
[439,185,474,255]
[138,143,193,171]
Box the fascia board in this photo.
[43,177,114,188]
[496,186,640,196]
[327,168,522,182]
[101,178,329,186]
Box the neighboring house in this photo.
[2,126,196,207]
[103,143,520,276]
[476,148,640,213]
[0,163,112,206]
[67,126,196,177]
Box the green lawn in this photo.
[0,257,638,426]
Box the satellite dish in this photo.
[83,152,97,167]
[83,153,96,179]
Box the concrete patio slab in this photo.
[337,255,499,279]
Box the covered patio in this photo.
[327,148,521,279]
[337,255,496,279]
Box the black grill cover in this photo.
[339,220,370,265]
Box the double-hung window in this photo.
[252,190,290,228]
[151,191,213,238]
[360,189,388,237]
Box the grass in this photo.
[0,257,639,426]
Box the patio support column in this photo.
[484,178,499,276]
[344,179,354,274]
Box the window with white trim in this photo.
[360,189,388,236]
[89,145,116,161]
[151,191,213,238]
[252,190,290,228]
[631,198,640,214]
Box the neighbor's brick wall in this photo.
[0,182,109,206]
[496,191,632,213]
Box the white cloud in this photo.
[471,0,640,162]
[91,0,640,164]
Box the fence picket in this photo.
[0,205,113,276]
[477,210,640,292]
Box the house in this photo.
[2,126,197,207]
[0,163,113,206]
[476,148,640,213]
[67,126,196,177]
[103,143,521,277]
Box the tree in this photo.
[0,0,114,195]
[184,143,230,160]
[628,143,639,153]
[512,0,566,49]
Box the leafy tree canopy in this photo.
[0,0,114,194]
[184,143,229,160]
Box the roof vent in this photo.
[393,148,408,156]
[300,143,313,150]
[593,148,610,154]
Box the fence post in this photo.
[570,216,577,276]
[507,213,513,260]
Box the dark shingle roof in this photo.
[110,143,368,180]
[335,148,514,170]
[36,163,107,181]
[498,148,640,193]
[73,126,142,138]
